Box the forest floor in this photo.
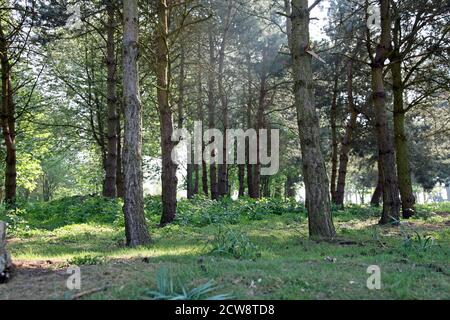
[0,197,449,300]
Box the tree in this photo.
[288,0,336,239]
[103,0,119,198]
[366,0,401,224]
[122,0,151,246]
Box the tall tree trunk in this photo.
[195,38,208,196]
[289,0,336,239]
[207,28,218,200]
[103,0,119,198]
[392,21,415,218]
[253,45,269,199]
[330,68,339,202]
[156,0,177,225]
[334,60,359,206]
[177,43,193,200]
[370,0,401,224]
[0,20,16,207]
[245,54,255,198]
[122,0,151,246]
[217,3,233,198]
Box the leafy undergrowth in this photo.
[0,197,449,300]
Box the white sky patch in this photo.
[310,0,330,42]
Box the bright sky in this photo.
[310,0,331,41]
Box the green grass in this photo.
[1,197,449,300]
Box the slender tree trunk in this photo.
[289,0,335,239]
[245,54,255,198]
[370,0,401,224]
[207,28,218,200]
[392,47,415,218]
[0,20,16,207]
[195,38,208,196]
[334,60,359,206]
[254,45,269,199]
[217,3,233,198]
[116,110,124,198]
[156,0,177,225]
[330,69,339,202]
[122,0,151,246]
[103,0,119,198]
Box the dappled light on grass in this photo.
[1,197,449,300]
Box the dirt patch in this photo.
[0,258,157,300]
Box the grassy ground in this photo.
[0,197,449,300]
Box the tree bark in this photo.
[334,60,359,207]
[285,174,297,199]
[371,160,383,206]
[207,28,218,200]
[122,0,151,246]
[103,0,119,198]
[330,68,339,202]
[254,45,269,199]
[0,19,16,207]
[245,54,255,198]
[289,0,336,239]
[0,221,12,283]
[217,3,233,198]
[116,110,124,198]
[156,0,177,225]
[369,0,401,224]
[391,18,415,218]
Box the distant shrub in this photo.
[2,196,123,230]
[210,226,260,260]
[68,254,105,266]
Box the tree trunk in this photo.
[195,38,208,197]
[254,45,269,199]
[371,161,383,206]
[370,0,401,224]
[334,60,358,207]
[116,111,124,198]
[156,0,177,225]
[122,0,151,246]
[217,3,233,198]
[290,0,336,239]
[330,69,339,202]
[245,54,255,198]
[285,174,297,199]
[103,0,119,198]
[207,28,218,200]
[0,20,16,206]
[392,47,415,218]
[0,221,12,283]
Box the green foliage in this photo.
[400,227,437,253]
[174,196,305,226]
[144,268,232,300]
[68,254,105,266]
[1,196,123,230]
[210,226,260,260]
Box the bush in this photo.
[210,226,260,260]
[1,196,123,230]
[68,254,105,266]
